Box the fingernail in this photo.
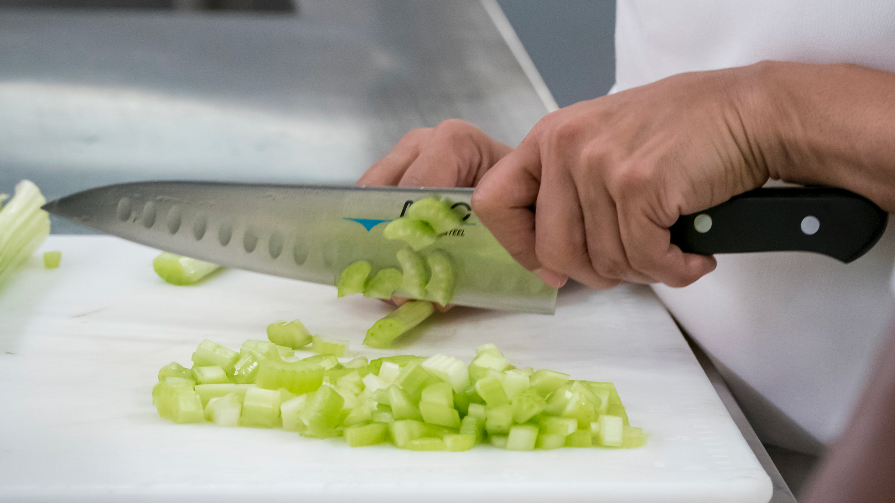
[535,269,568,288]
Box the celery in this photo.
[383,218,438,251]
[158,362,192,381]
[232,351,262,384]
[267,320,313,349]
[364,300,435,349]
[241,388,281,428]
[459,415,485,443]
[490,435,508,449]
[405,437,445,451]
[530,369,570,397]
[511,389,547,424]
[422,354,470,394]
[394,362,439,401]
[466,403,486,420]
[195,383,255,407]
[388,419,425,448]
[206,392,242,427]
[280,395,309,432]
[191,340,240,375]
[255,359,324,395]
[337,260,371,297]
[536,434,566,450]
[152,252,221,285]
[191,366,230,385]
[475,374,508,406]
[396,248,428,298]
[419,401,460,429]
[406,197,462,234]
[302,354,341,370]
[43,251,61,269]
[420,382,453,407]
[506,424,539,451]
[596,415,624,447]
[363,268,403,299]
[443,433,476,452]
[344,422,389,447]
[502,370,531,400]
[311,335,349,357]
[387,385,422,421]
[299,386,344,437]
[566,429,593,448]
[424,251,455,306]
[485,404,513,435]
[0,180,50,288]
[539,416,577,437]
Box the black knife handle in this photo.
[669,187,888,263]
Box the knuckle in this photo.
[606,159,653,199]
[435,119,478,139]
[591,258,629,281]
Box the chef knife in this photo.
[43,182,887,314]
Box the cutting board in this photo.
[0,236,772,503]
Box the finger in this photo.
[535,158,618,289]
[471,140,543,272]
[618,205,717,287]
[357,128,431,186]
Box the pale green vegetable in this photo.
[153,252,221,285]
[382,218,438,251]
[424,251,455,306]
[337,260,371,297]
[364,300,435,349]
[396,248,428,298]
[406,197,462,234]
[311,335,349,357]
[267,319,313,349]
[43,251,61,269]
[363,268,403,299]
[0,180,50,288]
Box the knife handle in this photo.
[669,187,888,263]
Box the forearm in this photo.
[747,61,895,211]
[801,315,895,503]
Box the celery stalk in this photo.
[43,251,61,269]
[0,180,50,288]
[363,268,403,299]
[364,300,435,349]
[153,252,221,285]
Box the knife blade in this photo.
[42,183,888,314]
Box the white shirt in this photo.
[613,0,895,453]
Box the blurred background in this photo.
[0,0,615,232]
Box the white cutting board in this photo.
[0,236,772,503]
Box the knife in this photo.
[43,182,887,314]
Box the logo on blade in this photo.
[343,218,391,231]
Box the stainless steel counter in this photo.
[0,0,550,233]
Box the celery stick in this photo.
[0,180,50,288]
[255,359,324,395]
[506,424,539,451]
[406,197,462,234]
[43,251,61,269]
[241,388,281,428]
[405,437,445,451]
[311,335,348,357]
[267,320,312,349]
[344,422,389,447]
[383,218,438,251]
[363,268,403,299]
[444,433,476,452]
[232,351,262,384]
[364,300,435,349]
[337,260,371,297]
[396,248,428,298]
[424,251,455,306]
[153,252,221,285]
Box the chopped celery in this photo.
[0,180,50,288]
[363,268,403,299]
[443,433,476,452]
[299,386,344,437]
[530,369,570,397]
[539,416,578,437]
[241,340,281,360]
[597,414,624,447]
[501,369,531,400]
[191,366,230,385]
[345,356,369,369]
[394,362,440,401]
[466,403,486,420]
[459,415,485,443]
[422,354,470,394]
[388,419,425,448]
[490,435,509,449]
[485,404,513,435]
[406,197,462,234]
[424,251,455,306]
[536,434,566,450]
[43,251,61,269]
[364,300,435,349]
[302,354,341,370]
[405,437,445,451]
[396,248,428,298]
[566,429,594,448]
[280,395,309,432]
[195,383,255,407]
[387,385,422,420]
[232,351,262,384]
[420,382,454,407]
[311,335,349,357]
[511,389,547,424]
[419,401,460,429]
[621,426,649,448]
[241,388,281,428]
[255,359,324,395]
[475,374,508,406]
[607,405,630,426]
[337,260,371,297]
[191,339,240,375]
[383,218,438,251]
[267,320,313,349]
[206,392,242,427]
[344,422,389,447]
[158,361,192,381]
[153,252,221,285]
[506,424,539,451]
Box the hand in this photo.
[357,119,512,188]
[472,65,776,289]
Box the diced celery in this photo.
[396,248,428,298]
[302,354,341,370]
[377,361,403,382]
[490,435,508,449]
[597,414,624,447]
[240,388,281,428]
[337,261,372,297]
[267,320,313,349]
[255,359,324,395]
[544,384,574,415]
[388,419,425,448]
[419,401,461,429]
[511,389,547,424]
[458,415,485,443]
[539,416,578,437]
[621,426,648,448]
[501,369,531,400]
[371,408,394,424]
[206,392,242,427]
[191,339,240,375]
[364,268,403,299]
[506,424,539,451]
[241,340,281,360]
[281,394,309,432]
[475,374,508,406]
[394,361,440,401]
[153,252,221,285]
[171,390,206,424]
[471,351,510,372]
[191,366,230,385]
[424,251,454,306]
[344,422,389,447]
[485,404,513,435]
[387,385,422,421]
[383,218,438,251]
[299,386,345,437]
[406,197,462,234]
[422,354,470,394]
[581,381,623,406]
[232,351,262,384]
[530,369,570,397]
[607,405,630,426]
[536,434,566,450]
[420,382,453,407]
[195,383,255,407]
[466,403,486,420]
[311,335,349,357]
[453,385,482,416]
[345,356,369,369]
[405,437,445,451]
[158,361,192,381]
[444,433,476,452]
[337,371,363,395]
[342,402,374,427]
[566,429,593,448]
[43,251,61,269]
[364,300,435,349]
